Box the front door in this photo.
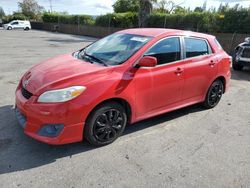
[135,37,185,116]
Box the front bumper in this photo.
[15,87,85,145]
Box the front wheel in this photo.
[7,26,12,30]
[84,102,127,146]
[203,79,224,109]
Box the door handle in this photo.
[209,60,216,66]
[175,67,184,75]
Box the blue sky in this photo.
[0,0,249,15]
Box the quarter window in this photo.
[145,37,181,65]
[214,38,223,49]
[184,38,210,58]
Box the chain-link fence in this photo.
[216,33,250,55]
[31,13,250,54]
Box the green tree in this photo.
[153,0,184,14]
[0,6,5,18]
[154,0,168,13]
[218,3,230,14]
[173,6,188,14]
[18,0,44,19]
[113,0,139,13]
[194,7,203,12]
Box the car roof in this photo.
[118,28,215,40]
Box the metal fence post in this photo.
[78,15,80,35]
[108,15,111,34]
[230,32,237,55]
[164,14,167,28]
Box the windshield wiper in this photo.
[84,52,108,67]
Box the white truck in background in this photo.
[3,20,31,30]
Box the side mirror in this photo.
[137,56,157,68]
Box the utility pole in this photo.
[49,0,53,12]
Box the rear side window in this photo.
[184,38,210,58]
[145,37,181,65]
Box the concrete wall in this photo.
[31,22,249,54]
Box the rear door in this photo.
[182,37,218,100]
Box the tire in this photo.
[84,102,127,146]
[203,79,224,109]
[24,27,30,31]
[7,26,12,30]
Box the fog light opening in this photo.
[38,124,64,138]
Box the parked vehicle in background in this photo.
[15,28,231,146]
[3,20,31,30]
[233,37,250,71]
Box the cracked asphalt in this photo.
[0,29,250,188]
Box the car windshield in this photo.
[78,33,152,66]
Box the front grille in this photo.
[242,48,250,58]
[21,86,33,99]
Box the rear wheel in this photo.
[84,102,127,146]
[203,79,224,109]
[24,27,30,31]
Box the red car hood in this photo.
[22,54,109,95]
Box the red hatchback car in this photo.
[15,28,231,146]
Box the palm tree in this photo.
[139,0,157,27]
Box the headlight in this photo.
[38,86,86,103]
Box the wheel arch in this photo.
[214,76,226,93]
[86,97,133,125]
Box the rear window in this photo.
[184,37,210,58]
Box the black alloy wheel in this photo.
[203,80,224,109]
[84,102,127,146]
[93,109,124,142]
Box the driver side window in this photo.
[11,22,18,25]
[145,37,181,65]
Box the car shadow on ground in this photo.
[231,67,250,81]
[0,103,207,174]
